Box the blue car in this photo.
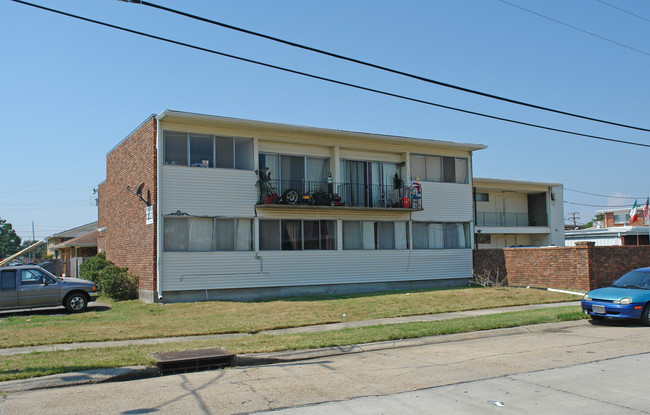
[582,267,650,325]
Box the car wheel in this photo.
[64,292,88,313]
[641,304,650,326]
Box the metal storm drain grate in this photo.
[152,347,236,376]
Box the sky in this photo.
[1,0,649,241]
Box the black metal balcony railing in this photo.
[256,178,421,209]
[476,212,548,227]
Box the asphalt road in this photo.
[2,319,649,414]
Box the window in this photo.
[412,222,471,249]
[163,217,252,252]
[342,160,401,207]
[259,153,330,193]
[342,221,408,250]
[189,134,213,167]
[614,213,630,224]
[21,269,46,285]
[164,132,188,165]
[410,155,468,184]
[1,270,16,291]
[477,234,491,244]
[259,219,336,250]
[163,131,253,170]
[475,193,489,202]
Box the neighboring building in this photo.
[98,110,486,303]
[473,178,564,248]
[565,206,649,246]
[46,222,97,257]
[45,222,98,277]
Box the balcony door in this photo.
[343,160,399,207]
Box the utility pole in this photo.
[567,212,580,228]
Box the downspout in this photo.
[156,116,163,300]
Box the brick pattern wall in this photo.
[474,243,650,291]
[98,116,157,293]
[472,249,506,279]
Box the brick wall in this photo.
[98,116,157,296]
[474,243,650,291]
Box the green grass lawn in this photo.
[0,286,577,348]
[0,306,586,382]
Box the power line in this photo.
[498,0,650,57]
[564,200,632,208]
[12,0,650,149]
[120,0,650,134]
[563,187,642,200]
[597,0,650,24]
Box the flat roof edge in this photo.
[156,109,487,152]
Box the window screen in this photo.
[164,132,188,165]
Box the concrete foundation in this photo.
[139,278,472,303]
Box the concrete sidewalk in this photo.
[0,301,580,393]
[0,301,579,357]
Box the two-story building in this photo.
[98,110,486,302]
[473,178,564,248]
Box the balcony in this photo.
[476,212,548,227]
[256,177,422,210]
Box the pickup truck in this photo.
[0,265,99,313]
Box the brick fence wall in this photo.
[98,116,157,297]
[473,242,650,291]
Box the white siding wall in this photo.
[160,165,257,217]
[160,250,472,291]
[157,125,476,294]
[411,182,473,222]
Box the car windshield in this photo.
[612,270,650,290]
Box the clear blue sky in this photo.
[2,0,649,241]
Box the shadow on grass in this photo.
[254,286,471,303]
[0,303,112,319]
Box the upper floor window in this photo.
[411,155,468,184]
[475,193,489,202]
[614,213,630,224]
[163,130,254,170]
[259,154,330,183]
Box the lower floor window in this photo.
[412,222,470,249]
[342,221,408,250]
[164,217,252,252]
[260,219,336,250]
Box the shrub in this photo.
[79,253,110,286]
[100,264,139,301]
[79,253,139,301]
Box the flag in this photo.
[643,197,650,221]
[630,200,638,223]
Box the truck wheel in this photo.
[64,292,88,313]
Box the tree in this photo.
[0,218,22,259]
[582,213,604,229]
[20,240,47,260]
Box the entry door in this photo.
[18,269,60,307]
[0,269,18,308]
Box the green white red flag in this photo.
[630,200,638,223]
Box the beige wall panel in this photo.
[160,249,472,291]
[160,166,257,217]
[411,182,473,222]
